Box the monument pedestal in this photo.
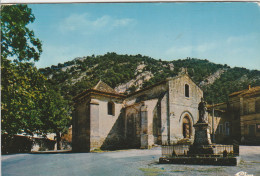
[193,123,212,145]
[159,99,239,166]
[188,122,214,155]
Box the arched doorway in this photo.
[183,116,191,138]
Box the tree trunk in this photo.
[56,132,61,150]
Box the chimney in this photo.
[248,85,251,90]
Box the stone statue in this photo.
[198,98,207,123]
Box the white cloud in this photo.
[92,15,111,28]
[164,33,260,69]
[165,43,216,58]
[59,13,135,34]
[113,18,134,27]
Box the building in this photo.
[208,86,260,145]
[72,73,203,152]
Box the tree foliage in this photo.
[1,59,47,135]
[1,5,42,62]
[1,5,70,148]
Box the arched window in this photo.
[108,102,115,115]
[185,84,189,97]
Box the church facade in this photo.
[72,73,203,152]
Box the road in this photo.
[2,146,260,176]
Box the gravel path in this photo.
[2,145,260,176]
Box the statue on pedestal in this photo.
[190,97,212,147]
[198,98,207,123]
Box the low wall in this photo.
[1,135,33,154]
[2,134,57,154]
[31,138,56,151]
[162,144,238,157]
[159,156,239,166]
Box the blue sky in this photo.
[28,2,260,69]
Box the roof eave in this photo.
[73,89,126,101]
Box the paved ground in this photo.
[2,146,260,176]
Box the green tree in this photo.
[1,5,44,137]
[1,5,42,62]
[39,88,71,150]
[1,59,46,136]
[1,5,70,150]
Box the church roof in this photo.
[92,80,118,94]
[73,80,125,101]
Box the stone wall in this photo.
[72,99,90,152]
[240,95,260,144]
[228,96,242,142]
[125,81,168,148]
[168,75,203,144]
[125,98,162,149]
[125,102,143,148]
[141,99,159,148]
[208,110,232,144]
[72,74,206,151]
[73,94,125,152]
[125,82,168,106]
[160,92,169,145]
[96,96,125,150]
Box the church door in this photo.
[183,116,191,138]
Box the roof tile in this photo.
[93,80,118,94]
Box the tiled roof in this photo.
[229,86,260,97]
[93,80,118,94]
[73,80,124,101]
[207,102,227,108]
[239,86,260,97]
[229,90,246,97]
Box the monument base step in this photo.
[159,156,240,166]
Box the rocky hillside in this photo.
[39,52,260,104]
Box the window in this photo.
[225,122,230,136]
[107,102,115,115]
[256,99,260,113]
[243,102,249,115]
[249,125,256,136]
[218,124,223,134]
[257,124,260,132]
[249,102,255,114]
[185,84,189,97]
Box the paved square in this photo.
[2,146,260,176]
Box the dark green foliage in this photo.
[1,58,46,136]
[41,53,260,105]
[1,5,42,62]
[204,67,260,104]
[1,5,70,150]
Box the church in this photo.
[72,73,203,152]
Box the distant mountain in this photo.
[39,52,260,104]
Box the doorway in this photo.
[183,116,191,138]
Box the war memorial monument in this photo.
[159,98,239,166]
